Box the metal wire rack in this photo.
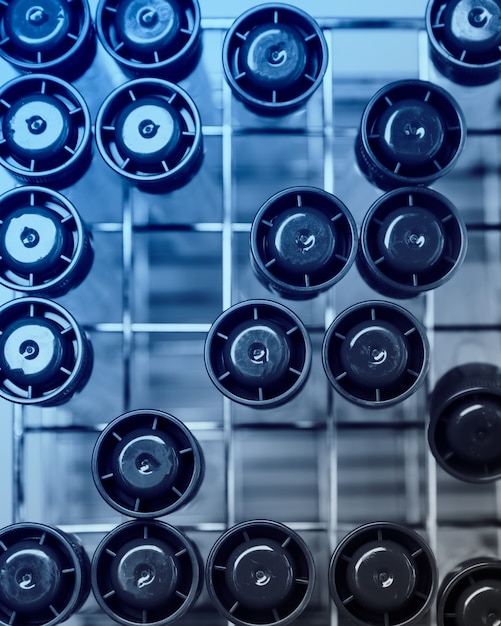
[0,3,500,625]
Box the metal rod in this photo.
[121,182,133,411]
[221,76,235,532]
[12,404,25,523]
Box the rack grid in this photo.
[0,5,500,625]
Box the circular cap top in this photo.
[376,99,445,168]
[114,96,183,166]
[225,538,294,611]
[267,207,336,275]
[455,578,501,626]
[110,537,177,610]
[340,319,408,389]
[2,94,72,163]
[114,0,182,54]
[238,22,307,90]
[445,398,501,464]
[3,0,71,53]
[113,430,180,498]
[223,320,291,387]
[0,207,65,274]
[442,0,501,55]
[377,207,445,273]
[0,318,64,386]
[346,540,417,613]
[0,540,63,613]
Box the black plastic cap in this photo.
[0,186,93,296]
[250,187,358,300]
[92,409,204,518]
[428,362,501,482]
[96,0,201,79]
[95,78,203,193]
[329,522,437,626]
[223,3,328,116]
[204,299,311,408]
[0,297,92,406]
[437,558,501,626]
[322,301,429,408]
[427,0,501,86]
[0,523,91,626]
[206,520,315,626]
[0,74,91,188]
[91,520,202,626]
[0,0,96,80]
[357,187,467,299]
[356,80,465,191]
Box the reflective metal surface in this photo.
[0,0,500,624]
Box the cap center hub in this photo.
[20,227,40,249]
[249,342,268,364]
[477,428,488,440]
[26,115,47,135]
[371,347,387,365]
[488,612,501,626]
[406,231,426,248]
[376,570,394,588]
[18,571,36,590]
[267,44,287,66]
[135,564,156,588]
[138,119,159,139]
[255,569,271,586]
[137,7,158,27]
[19,339,39,361]
[136,453,159,475]
[296,230,316,252]
[26,6,47,24]
[469,7,490,27]
[404,122,425,140]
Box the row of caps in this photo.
[0,296,429,407]
[0,1,483,193]
[0,254,498,484]
[89,396,501,524]
[0,173,467,407]
[0,516,497,626]
[0,405,443,626]
[0,520,501,626]
[0,0,500,92]
[0,274,496,457]
[0,72,469,193]
[0,182,468,298]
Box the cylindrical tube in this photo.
[0,186,94,296]
[426,0,501,86]
[96,0,202,80]
[206,519,315,626]
[428,362,501,482]
[322,300,429,408]
[92,520,203,626]
[204,299,312,408]
[437,557,501,626]
[329,522,437,626]
[250,186,358,300]
[355,79,466,191]
[0,0,96,80]
[0,296,93,406]
[222,3,328,116]
[92,408,205,518]
[95,78,203,193]
[357,187,467,299]
[0,522,91,626]
[0,74,92,188]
